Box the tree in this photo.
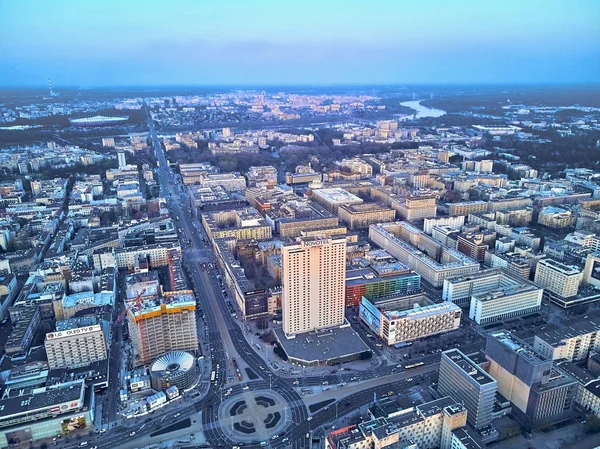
[585,414,600,434]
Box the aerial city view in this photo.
[0,1,599,449]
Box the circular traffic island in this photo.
[218,390,289,443]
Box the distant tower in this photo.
[412,92,416,100]
[118,152,127,168]
[48,78,54,97]
[430,93,434,100]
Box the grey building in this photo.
[486,330,577,429]
[438,349,498,429]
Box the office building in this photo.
[369,222,479,288]
[583,253,600,288]
[311,187,363,214]
[102,137,115,147]
[423,215,465,235]
[337,203,396,230]
[281,236,346,336]
[117,151,127,168]
[360,294,461,346]
[341,158,373,178]
[393,196,437,221]
[345,265,421,307]
[114,242,181,272]
[534,259,582,299]
[537,206,575,229]
[486,331,577,429]
[45,324,107,370]
[443,268,541,307]
[201,207,272,241]
[0,380,92,447]
[325,396,478,449]
[533,314,600,362]
[265,200,338,238]
[127,291,198,366]
[438,349,497,429]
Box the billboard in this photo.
[591,260,600,282]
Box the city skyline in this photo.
[1,0,599,87]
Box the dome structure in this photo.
[150,351,199,391]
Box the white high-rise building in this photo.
[118,151,127,168]
[534,258,582,299]
[281,236,346,336]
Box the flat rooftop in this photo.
[536,313,600,346]
[313,188,363,204]
[339,202,393,213]
[443,349,496,386]
[0,381,85,421]
[274,325,370,364]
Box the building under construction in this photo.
[126,290,198,366]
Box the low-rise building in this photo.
[360,293,461,346]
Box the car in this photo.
[282,438,289,443]
[307,416,313,421]
[293,380,300,385]
[306,433,310,438]
[272,435,278,440]
[130,431,136,436]
[407,378,413,382]
[243,385,249,390]
[174,413,181,418]
[91,446,98,449]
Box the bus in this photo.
[404,362,424,370]
[210,371,216,382]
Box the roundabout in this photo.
[218,389,290,442]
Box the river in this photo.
[400,100,446,119]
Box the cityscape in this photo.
[1,2,600,449]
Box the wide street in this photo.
[49,107,443,449]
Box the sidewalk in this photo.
[239,319,383,377]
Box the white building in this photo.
[423,215,465,235]
[534,259,582,299]
[360,295,461,345]
[45,325,107,370]
[281,236,346,336]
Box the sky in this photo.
[0,0,599,87]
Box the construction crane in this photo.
[114,287,147,326]
[133,288,147,365]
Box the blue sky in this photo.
[0,0,598,87]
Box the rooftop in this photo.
[313,187,363,204]
[274,325,370,364]
[443,349,497,386]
